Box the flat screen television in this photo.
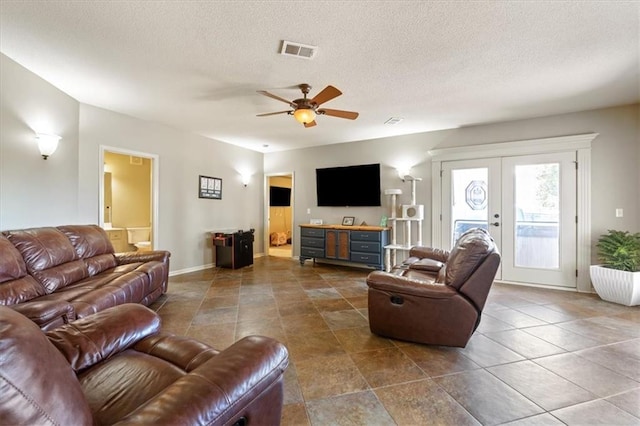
[316,163,381,207]
[269,186,291,207]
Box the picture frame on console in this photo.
[342,216,355,226]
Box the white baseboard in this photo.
[169,253,266,277]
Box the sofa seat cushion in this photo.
[79,350,187,423]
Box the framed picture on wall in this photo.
[199,175,222,199]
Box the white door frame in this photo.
[264,171,295,256]
[430,133,598,293]
[99,145,160,248]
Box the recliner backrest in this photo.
[5,227,89,293]
[57,225,117,276]
[0,306,93,424]
[0,235,47,304]
[445,228,496,290]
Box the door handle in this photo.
[491,222,500,227]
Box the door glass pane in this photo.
[514,163,560,269]
[451,168,489,245]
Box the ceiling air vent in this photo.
[385,117,404,125]
[280,40,317,59]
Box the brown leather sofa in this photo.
[0,303,289,425]
[366,228,500,347]
[0,225,170,330]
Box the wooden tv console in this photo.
[299,224,390,270]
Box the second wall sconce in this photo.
[36,133,61,160]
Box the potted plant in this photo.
[589,230,640,306]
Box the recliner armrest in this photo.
[10,300,75,330]
[408,246,450,263]
[115,250,170,265]
[46,304,161,372]
[367,271,458,299]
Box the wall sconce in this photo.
[397,167,412,180]
[241,173,251,187]
[36,133,61,160]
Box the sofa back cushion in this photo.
[0,306,93,424]
[6,227,88,292]
[446,228,495,290]
[0,235,46,304]
[58,225,117,275]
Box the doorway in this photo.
[441,152,577,288]
[100,146,159,251]
[430,133,596,292]
[266,174,293,258]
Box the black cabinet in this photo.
[213,229,254,269]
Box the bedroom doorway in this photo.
[266,174,293,258]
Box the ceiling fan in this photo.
[257,84,359,128]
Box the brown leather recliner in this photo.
[366,228,500,347]
[0,303,289,425]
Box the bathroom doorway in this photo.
[100,146,159,252]
[266,173,293,258]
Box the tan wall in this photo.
[104,152,151,228]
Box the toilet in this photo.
[126,227,151,251]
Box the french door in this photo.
[441,152,577,288]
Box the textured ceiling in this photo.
[1,1,638,152]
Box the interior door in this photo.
[441,152,577,288]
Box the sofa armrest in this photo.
[115,250,170,265]
[46,304,161,372]
[408,246,450,263]
[119,335,289,425]
[367,271,458,299]
[9,300,75,330]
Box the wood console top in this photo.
[300,224,390,231]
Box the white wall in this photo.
[3,52,638,271]
[0,54,80,229]
[78,104,264,272]
[1,54,264,274]
[265,104,640,258]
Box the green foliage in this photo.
[596,230,640,272]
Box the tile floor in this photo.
[149,257,640,426]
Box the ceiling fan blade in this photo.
[257,90,295,107]
[257,110,291,117]
[304,120,317,128]
[311,85,342,106]
[318,109,359,120]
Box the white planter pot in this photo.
[589,265,640,306]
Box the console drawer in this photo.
[301,247,325,258]
[350,231,380,242]
[351,241,380,253]
[301,237,324,248]
[301,227,325,238]
[351,252,381,265]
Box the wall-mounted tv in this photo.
[269,186,291,207]
[316,163,381,207]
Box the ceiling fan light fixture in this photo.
[293,108,316,124]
